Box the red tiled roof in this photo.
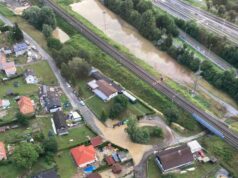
[18,96,35,115]
[70,145,96,167]
[90,136,103,147]
[105,155,115,166]
[0,142,7,160]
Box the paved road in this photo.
[179,30,237,73]
[153,0,238,46]
[0,14,102,135]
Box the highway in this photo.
[43,0,238,150]
[153,0,238,46]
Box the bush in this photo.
[42,24,53,38]
[47,37,62,50]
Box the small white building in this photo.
[0,99,10,109]
[187,140,202,153]
[69,111,82,122]
[122,91,137,103]
[24,69,38,84]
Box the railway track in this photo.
[44,0,238,149]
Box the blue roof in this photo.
[13,43,28,52]
[93,89,108,101]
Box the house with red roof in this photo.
[18,96,35,115]
[90,136,103,147]
[0,142,7,160]
[71,145,97,168]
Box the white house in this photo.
[0,99,10,109]
[69,111,82,122]
[24,69,38,84]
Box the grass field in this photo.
[147,156,161,178]
[54,150,77,178]
[21,60,58,85]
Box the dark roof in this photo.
[13,42,28,52]
[90,136,103,147]
[32,169,59,178]
[112,163,122,174]
[91,71,123,92]
[105,155,115,166]
[53,111,68,133]
[46,91,61,110]
[86,172,102,178]
[96,80,117,97]
[156,145,194,171]
[24,69,35,77]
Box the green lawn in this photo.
[86,95,152,120]
[21,61,58,85]
[147,156,161,178]
[0,3,14,17]
[54,150,77,178]
[56,126,96,150]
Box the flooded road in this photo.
[70,0,193,84]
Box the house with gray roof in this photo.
[13,42,28,57]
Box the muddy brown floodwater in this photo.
[70,0,193,84]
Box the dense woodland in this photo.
[206,0,238,23]
[104,0,238,104]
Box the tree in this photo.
[23,6,41,29]
[68,58,91,79]
[114,95,128,108]
[218,5,226,16]
[47,37,62,50]
[164,107,179,124]
[119,0,134,19]
[129,10,141,29]
[100,110,108,122]
[43,137,58,153]
[10,23,24,42]
[11,142,41,169]
[42,24,53,38]
[39,6,56,29]
[16,112,29,126]
[136,0,152,14]
[109,103,124,119]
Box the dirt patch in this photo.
[14,6,30,15]
[52,27,70,43]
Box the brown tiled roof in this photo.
[96,80,117,97]
[105,155,115,166]
[18,96,35,115]
[112,163,122,174]
[156,145,194,171]
[90,136,103,147]
[86,172,102,178]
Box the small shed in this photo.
[105,155,115,166]
[187,140,202,153]
[117,151,128,162]
[90,136,103,147]
[112,163,122,174]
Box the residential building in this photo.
[32,169,59,178]
[105,155,115,166]
[71,145,97,168]
[52,111,68,136]
[24,69,38,84]
[2,62,17,77]
[86,172,102,178]
[0,142,7,160]
[68,111,82,122]
[88,79,118,102]
[13,42,28,57]
[117,151,128,163]
[112,163,122,174]
[187,140,202,153]
[90,136,103,147]
[4,48,12,55]
[39,85,61,113]
[155,145,194,173]
[0,52,6,70]
[0,99,10,109]
[18,96,35,115]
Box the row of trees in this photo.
[23,6,56,38]
[127,118,163,144]
[206,0,238,23]
[176,20,238,68]
[104,0,178,41]
[104,0,238,104]
[0,23,24,43]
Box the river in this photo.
[70,0,193,84]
